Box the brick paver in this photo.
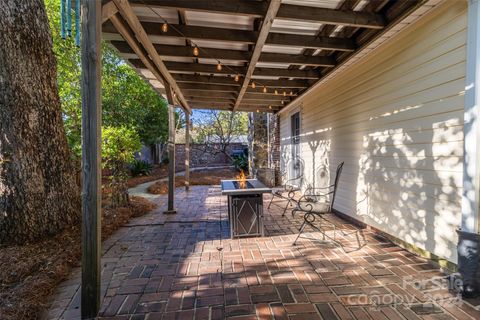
[45,185,480,320]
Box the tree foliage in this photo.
[44,0,169,160]
[193,110,248,161]
[194,110,248,145]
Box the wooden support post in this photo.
[458,0,480,298]
[80,0,102,318]
[462,0,480,235]
[165,84,177,214]
[185,112,190,191]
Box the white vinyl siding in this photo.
[279,1,466,263]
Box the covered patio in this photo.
[69,0,480,319]
[47,184,480,319]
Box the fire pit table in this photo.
[221,178,271,239]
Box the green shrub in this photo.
[102,126,142,207]
[232,154,248,172]
[130,159,153,176]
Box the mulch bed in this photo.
[0,196,156,320]
[147,168,239,194]
[126,163,186,188]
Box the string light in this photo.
[282,100,285,105]
[290,90,293,96]
[141,1,286,98]
[161,23,168,33]
[256,109,260,113]
[263,86,267,93]
[269,105,272,110]
[283,91,286,97]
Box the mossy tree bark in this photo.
[0,0,80,244]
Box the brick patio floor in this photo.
[45,185,480,320]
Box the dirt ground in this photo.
[0,196,156,320]
[147,167,239,194]
[0,165,239,319]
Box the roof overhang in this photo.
[101,0,439,114]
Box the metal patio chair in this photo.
[292,161,344,245]
[268,158,304,216]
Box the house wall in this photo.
[279,1,467,264]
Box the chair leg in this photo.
[268,194,275,209]
[282,199,291,217]
[293,219,307,245]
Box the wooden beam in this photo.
[112,0,191,113]
[102,1,118,24]
[130,0,266,17]
[187,102,233,110]
[244,92,297,99]
[80,0,102,318]
[104,22,354,51]
[241,98,286,104]
[276,4,385,29]
[260,52,335,67]
[179,83,239,92]
[111,41,335,67]
[234,0,282,110]
[163,61,320,79]
[183,91,236,99]
[187,101,233,108]
[164,61,246,75]
[186,96,235,103]
[131,21,257,43]
[172,74,310,88]
[266,33,356,51]
[185,112,190,191]
[129,0,385,29]
[254,67,319,79]
[173,74,241,86]
[165,83,176,214]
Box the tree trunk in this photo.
[0,0,80,244]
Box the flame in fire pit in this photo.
[236,170,247,189]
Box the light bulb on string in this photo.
[283,91,286,97]
[269,105,272,110]
[263,86,267,93]
[161,23,168,33]
[216,62,222,71]
[193,46,199,56]
[251,82,256,89]
[290,91,293,96]
[274,89,278,95]
[234,74,239,82]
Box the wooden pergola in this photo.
[80,0,425,318]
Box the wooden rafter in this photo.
[102,1,118,24]
[103,21,355,51]
[233,0,282,111]
[172,74,309,88]
[129,59,320,79]
[111,0,191,113]
[128,0,385,29]
[276,4,384,29]
[111,41,336,67]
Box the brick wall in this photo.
[175,143,247,170]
